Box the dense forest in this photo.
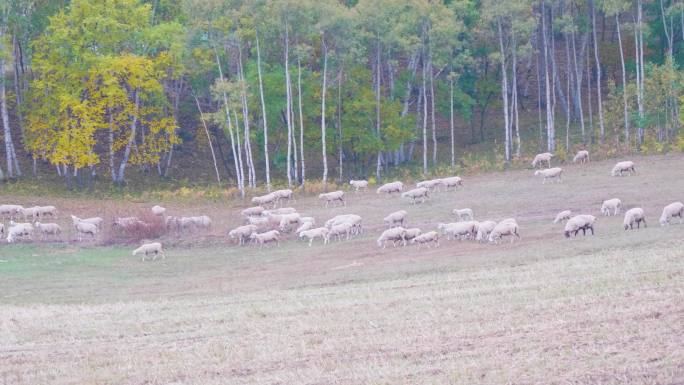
[1,0,684,192]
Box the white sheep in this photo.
[383,210,407,228]
[438,221,478,240]
[327,221,354,242]
[600,198,622,216]
[74,221,99,241]
[318,190,346,207]
[564,215,597,238]
[19,206,39,221]
[534,167,563,184]
[488,219,520,244]
[165,216,181,232]
[573,150,590,164]
[377,227,406,248]
[295,221,315,234]
[0,204,23,219]
[402,228,422,245]
[262,207,297,216]
[416,179,442,191]
[299,227,330,246]
[272,189,295,205]
[241,206,265,218]
[180,215,212,231]
[6,223,33,243]
[33,222,62,240]
[35,205,58,218]
[410,231,439,248]
[113,216,146,231]
[228,224,258,245]
[611,161,636,176]
[401,187,429,204]
[659,202,684,226]
[249,230,280,247]
[132,242,165,261]
[623,208,646,230]
[475,220,497,242]
[251,192,279,207]
[151,205,166,216]
[349,180,369,193]
[440,176,463,190]
[70,215,104,229]
[325,214,363,235]
[531,152,553,168]
[553,210,572,224]
[376,181,404,195]
[452,208,474,221]
[278,213,302,232]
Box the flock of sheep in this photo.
[2,150,682,260]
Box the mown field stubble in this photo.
[1,154,684,384]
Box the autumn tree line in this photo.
[1,0,684,192]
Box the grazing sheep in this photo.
[299,227,330,246]
[534,167,563,184]
[659,202,684,226]
[402,228,422,245]
[132,242,165,261]
[623,208,646,230]
[564,215,597,238]
[263,207,298,216]
[438,221,478,241]
[251,192,279,207]
[416,179,443,191]
[327,221,354,242]
[553,210,572,224]
[377,227,406,248]
[376,181,404,195]
[74,221,99,241]
[35,205,58,218]
[573,150,590,164]
[113,216,142,229]
[33,222,62,240]
[440,176,463,190]
[300,217,315,225]
[475,220,497,242]
[319,190,346,207]
[151,205,166,216]
[452,208,474,221]
[600,198,622,216]
[349,180,369,193]
[531,152,554,168]
[410,231,439,248]
[295,221,315,234]
[402,187,429,204]
[273,189,295,205]
[165,216,181,232]
[180,215,212,231]
[488,219,520,244]
[241,206,265,218]
[19,206,39,221]
[383,210,407,228]
[0,204,23,219]
[229,224,258,245]
[6,222,33,243]
[249,230,280,247]
[278,213,302,232]
[70,215,104,229]
[611,161,636,176]
[325,214,363,235]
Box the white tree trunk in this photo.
[591,0,605,143]
[616,14,630,145]
[284,25,293,188]
[497,17,511,162]
[255,31,271,191]
[541,3,555,152]
[375,36,383,180]
[571,30,586,142]
[216,53,244,196]
[321,37,329,187]
[449,76,455,167]
[297,58,306,186]
[116,90,139,184]
[237,41,256,188]
[194,96,221,186]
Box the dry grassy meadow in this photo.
[1,154,684,384]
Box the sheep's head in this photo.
[534,170,541,176]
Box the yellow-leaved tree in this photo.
[25,0,182,187]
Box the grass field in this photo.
[1,154,684,384]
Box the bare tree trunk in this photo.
[537,28,544,150]
[375,35,383,180]
[321,36,329,187]
[449,75,455,167]
[571,30,586,142]
[216,53,244,196]
[616,14,630,146]
[636,1,645,145]
[511,31,521,157]
[429,56,437,165]
[591,0,605,143]
[233,109,246,192]
[421,44,429,172]
[116,90,139,184]
[337,69,343,182]
[194,96,221,186]
[497,17,511,162]
[109,112,116,182]
[0,48,20,178]
[565,30,572,151]
[541,2,555,152]
[237,39,256,188]
[256,31,271,191]
[284,24,293,188]
[297,58,306,186]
